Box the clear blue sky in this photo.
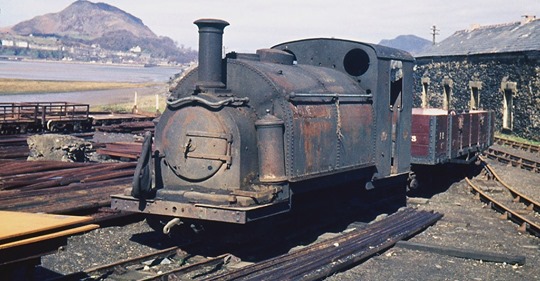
[1,0,539,52]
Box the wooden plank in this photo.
[395,240,526,265]
[0,211,94,242]
[0,224,98,250]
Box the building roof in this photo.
[417,17,540,58]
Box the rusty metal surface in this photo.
[90,113,155,126]
[157,101,234,184]
[96,120,154,134]
[0,160,134,214]
[0,102,93,134]
[111,194,290,224]
[194,19,229,90]
[226,57,376,181]
[272,39,415,180]
[255,112,286,183]
[477,111,490,147]
[202,208,442,280]
[471,113,480,145]
[412,109,494,165]
[411,110,449,164]
[0,211,99,267]
[462,112,472,149]
[96,142,144,160]
[435,114,449,157]
[0,146,29,159]
[117,19,420,224]
[449,111,492,161]
[292,104,335,175]
[272,38,414,70]
[411,111,433,159]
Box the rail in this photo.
[480,156,540,213]
[0,160,136,214]
[494,136,540,154]
[484,146,540,173]
[57,247,230,281]
[57,208,440,281]
[202,208,442,281]
[465,158,540,237]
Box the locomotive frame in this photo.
[112,18,493,231]
[112,18,416,225]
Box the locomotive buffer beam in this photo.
[111,195,290,224]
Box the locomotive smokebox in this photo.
[194,19,229,90]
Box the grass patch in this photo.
[0,78,158,94]
[93,94,167,114]
[496,132,540,146]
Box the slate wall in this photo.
[414,55,540,141]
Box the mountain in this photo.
[4,0,196,63]
[378,35,432,55]
[10,1,156,40]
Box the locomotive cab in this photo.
[111,19,415,229]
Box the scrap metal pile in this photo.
[0,133,143,217]
[0,160,135,215]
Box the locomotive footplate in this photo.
[111,195,291,224]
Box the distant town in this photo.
[0,33,185,66]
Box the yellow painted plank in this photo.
[0,211,94,241]
[0,224,99,250]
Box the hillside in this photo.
[379,35,432,55]
[10,1,156,40]
[2,0,196,63]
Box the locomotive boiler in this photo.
[112,19,415,230]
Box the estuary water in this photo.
[0,60,182,104]
[0,60,181,82]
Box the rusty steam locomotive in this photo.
[112,19,493,232]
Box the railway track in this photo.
[486,138,540,173]
[57,247,230,281]
[494,136,540,154]
[50,208,441,281]
[203,208,441,281]
[465,157,540,237]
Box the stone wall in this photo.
[414,55,540,141]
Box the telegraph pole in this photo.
[431,25,439,45]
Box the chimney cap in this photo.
[194,19,230,29]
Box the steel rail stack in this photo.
[202,208,442,281]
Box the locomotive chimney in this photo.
[194,19,229,90]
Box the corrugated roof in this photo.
[417,18,540,57]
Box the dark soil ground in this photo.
[37,151,540,280]
[328,156,540,281]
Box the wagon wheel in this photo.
[20,125,27,134]
[49,122,66,133]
